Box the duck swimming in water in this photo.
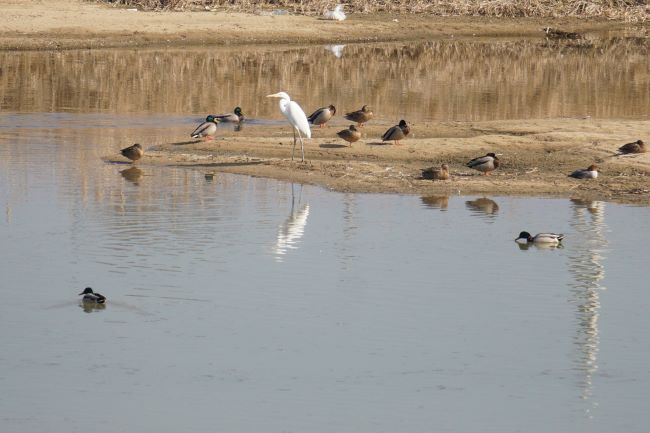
[212,107,245,123]
[515,231,564,245]
[78,287,106,304]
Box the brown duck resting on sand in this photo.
[421,163,449,180]
[120,143,143,163]
[466,153,499,175]
[344,105,373,127]
[308,105,336,128]
[381,120,410,145]
[336,125,361,146]
[617,139,645,155]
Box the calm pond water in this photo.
[2,38,650,433]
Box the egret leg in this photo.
[291,128,297,161]
[296,129,305,162]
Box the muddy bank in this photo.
[105,118,650,204]
[0,0,634,50]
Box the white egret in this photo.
[324,4,346,21]
[266,91,311,162]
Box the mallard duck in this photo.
[617,139,645,155]
[568,164,598,179]
[191,115,220,140]
[336,125,361,146]
[78,287,106,304]
[120,143,143,163]
[344,105,373,127]
[382,120,410,145]
[212,107,245,123]
[421,163,449,180]
[308,105,336,128]
[543,27,582,40]
[515,231,564,244]
[467,153,499,175]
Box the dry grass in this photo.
[99,0,650,22]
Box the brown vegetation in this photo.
[2,38,649,119]
[101,0,650,22]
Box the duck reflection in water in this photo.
[465,197,499,217]
[420,195,449,210]
[516,240,564,251]
[79,301,106,313]
[120,166,143,185]
[274,184,310,261]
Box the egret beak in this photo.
[266,93,281,98]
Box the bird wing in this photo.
[191,122,210,137]
[307,107,324,123]
[382,126,398,141]
[467,155,490,168]
[286,101,311,138]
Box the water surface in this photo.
[2,38,650,433]
[2,38,650,121]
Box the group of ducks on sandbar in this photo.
[117,90,646,182]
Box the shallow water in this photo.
[2,39,650,433]
[2,37,650,122]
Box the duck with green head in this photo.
[382,120,410,145]
[515,231,564,245]
[467,153,500,175]
[191,115,220,140]
[212,107,245,123]
[78,287,106,304]
[308,105,336,128]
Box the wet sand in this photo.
[112,118,650,204]
[4,1,649,203]
[0,0,628,50]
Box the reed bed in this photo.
[100,0,650,22]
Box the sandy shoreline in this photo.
[4,1,650,203]
[101,118,650,205]
[0,0,632,51]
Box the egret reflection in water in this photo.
[323,44,345,58]
[274,184,309,261]
[567,198,608,413]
